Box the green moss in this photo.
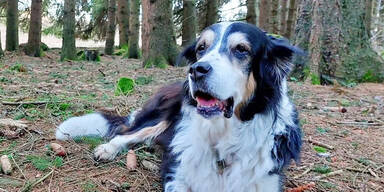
[144,56,168,69]
[361,70,381,82]
[115,77,135,96]
[313,146,327,153]
[313,165,332,174]
[310,73,321,85]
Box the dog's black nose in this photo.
[189,62,212,80]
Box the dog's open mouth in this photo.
[194,91,234,118]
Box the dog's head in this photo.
[179,22,302,121]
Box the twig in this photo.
[293,168,311,179]
[20,170,54,192]
[10,154,26,179]
[1,101,51,105]
[368,168,379,179]
[336,121,383,126]
[306,137,335,150]
[314,170,343,180]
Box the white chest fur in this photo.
[165,107,283,192]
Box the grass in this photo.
[313,165,332,174]
[73,136,105,150]
[26,155,64,171]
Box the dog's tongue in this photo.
[196,97,217,107]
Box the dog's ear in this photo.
[263,36,304,79]
[176,42,197,66]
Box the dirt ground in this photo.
[0,50,383,192]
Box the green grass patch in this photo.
[135,76,153,85]
[313,165,332,174]
[361,70,381,82]
[26,155,64,171]
[316,127,328,134]
[9,63,27,72]
[73,136,105,150]
[82,181,97,192]
[115,77,135,96]
[310,73,321,85]
[313,146,327,153]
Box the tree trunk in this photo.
[127,0,140,58]
[290,0,313,80]
[246,0,257,25]
[374,0,381,32]
[142,0,179,67]
[205,0,218,28]
[25,0,42,57]
[182,0,197,47]
[285,0,297,38]
[105,0,117,55]
[61,0,76,61]
[259,0,270,31]
[0,31,4,57]
[293,0,384,83]
[365,0,373,37]
[279,0,288,35]
[6,0,19,51]
[270,0,279,33]
[117,0,130,47]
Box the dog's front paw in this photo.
[94,143,119,161]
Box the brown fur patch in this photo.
[235,72,257,119]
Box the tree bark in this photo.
[285,0,297,38]
[246,0,257,25]
[105,0,117,55]
[205,0,218,28]
[279,0,288,34]
[259,0,270,31]
[293,0,384,83]
[61,0,76,61]
[182,0,197,47]
[365,0,373,37]
[6,0,19,51]
[127,0,140,58]
[0,31,3,57]
[117,0,130,47]
[25,0,42,57]
[270,0,279,33]
[142,0,179,67]
[291,0,313,80]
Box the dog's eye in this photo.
[196,43,206,53]
[235,44,249,54]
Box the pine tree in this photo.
[6,0,19,51]
[142,0,178,67]
[246,0,257,25]
[182,0,197,47]
[105,0,117,55]
[61,0,76,61]
[270,0,279,33]
[279,0,288,35]
[285,0,297,38]
[259,0,270,31]
[25,0,43,57]
[127,0,140,58]
[117,0,130,47]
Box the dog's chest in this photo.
[170,114,278,192]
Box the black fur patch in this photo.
[270,110,302,174]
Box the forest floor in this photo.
[0,50,383,192]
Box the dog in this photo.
[56,22,302,192]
